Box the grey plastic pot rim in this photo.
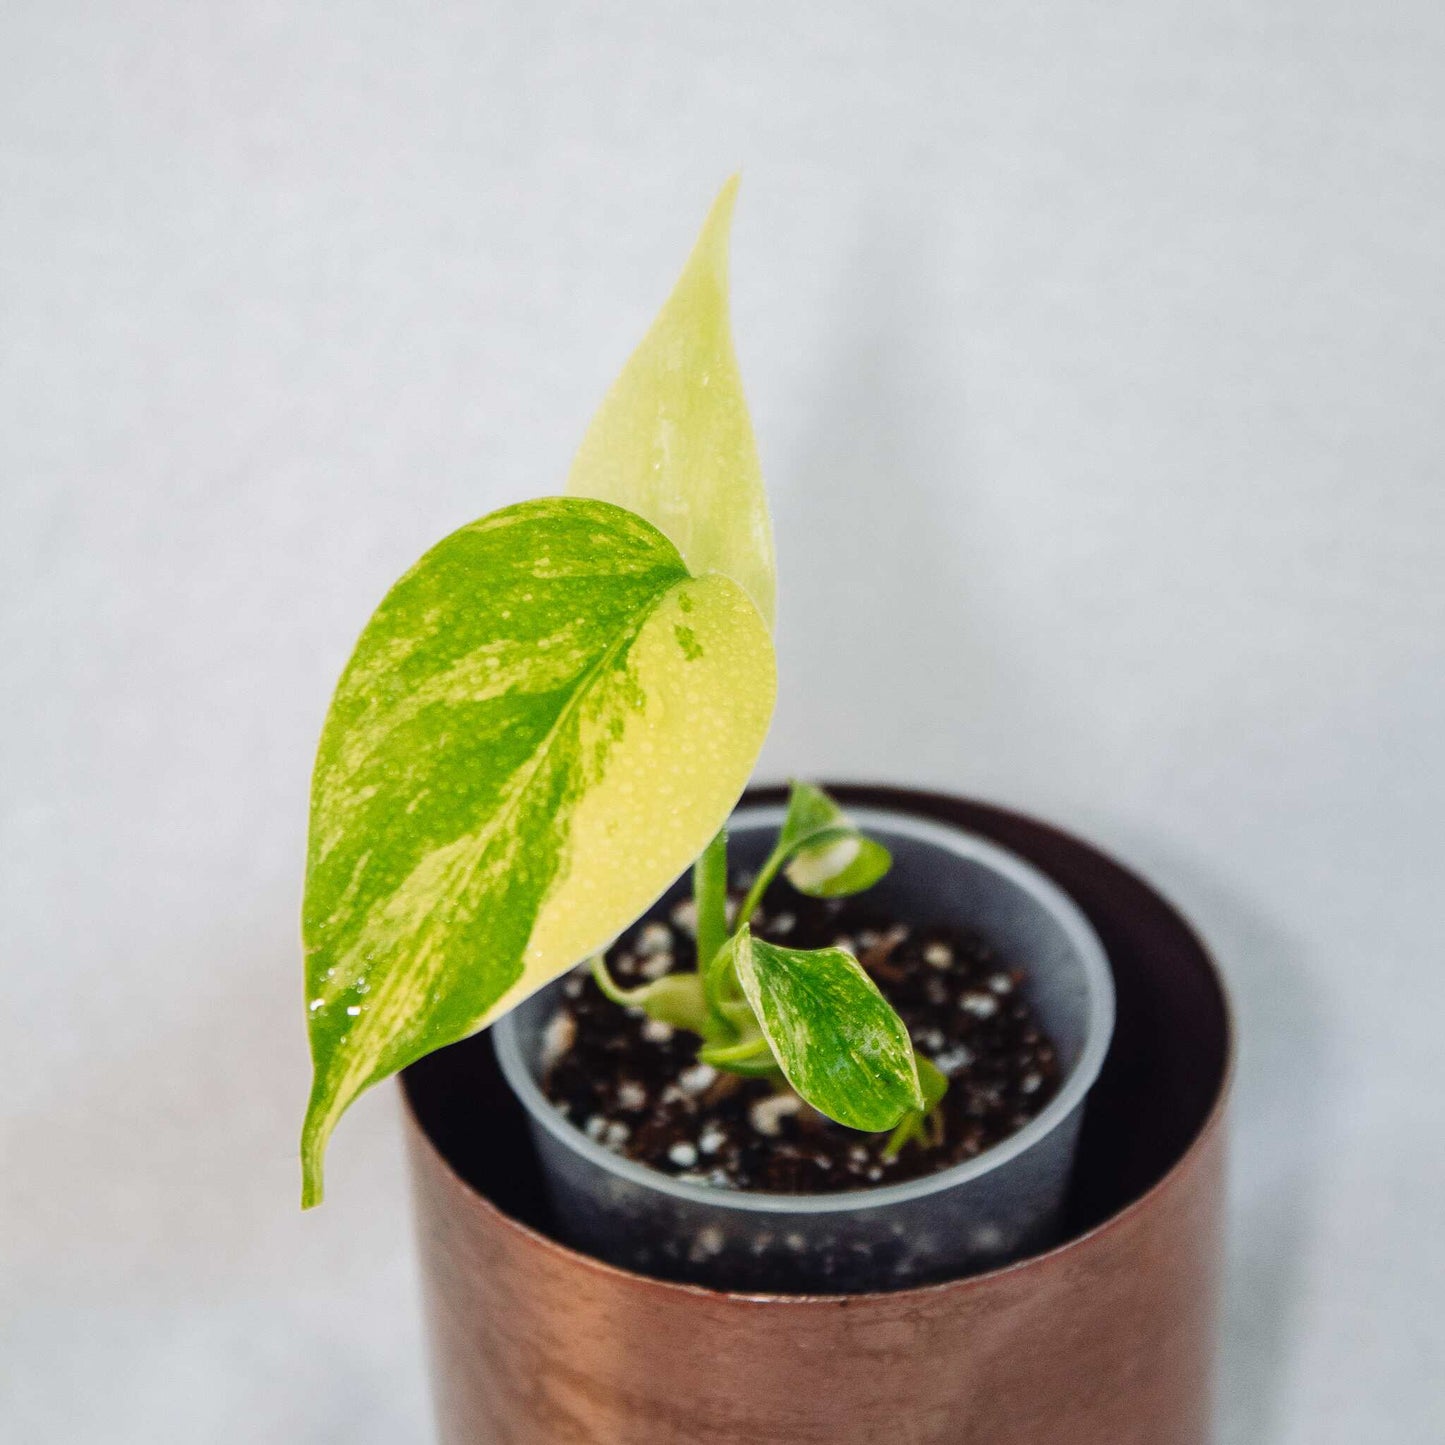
[493,803,1116,1217]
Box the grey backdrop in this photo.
[3,3,1441,1441]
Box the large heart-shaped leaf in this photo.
[566,176,776,630]
[301,497,775,1204]
[727,927,924,1132]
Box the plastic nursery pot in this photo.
[491,804,1115,1292]
[401,786,1233,1445]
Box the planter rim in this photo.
[493,803,1115,1216]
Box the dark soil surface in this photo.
[541,878,1062,1195]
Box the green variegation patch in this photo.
[567,176,776,630]
[301,497,774,1205]
[727,927,925,1132]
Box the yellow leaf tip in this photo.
[689,175,741,281]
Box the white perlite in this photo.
[637,921,672,955]
[668,1141,699,1168]
[698,1125,728,1155]
[923,941,954,969]
[615,1080,647,1111]
[539,1009,576,1070]
[640,1017,675,1044]
[638,951,673,980]
[677,1062,717,1095]
[933,1043,975,1075]
[749,1092,801,1137]
[669,898,698,936]
[960,990,999,1019]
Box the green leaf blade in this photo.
[301,496,775,1205]
[566,176,776,630]
[775,780,848,853]
[728,928,924,1133]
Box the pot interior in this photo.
[499,804,1114,1203]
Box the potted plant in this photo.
[301,181,1232,1444]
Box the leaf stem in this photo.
[694,830,729,975]
[699,1033,773,1067]
[736,844,786,933]
[696,826,745,1040]
[589,953,642,1008]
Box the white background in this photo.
[3,3,1441,1440]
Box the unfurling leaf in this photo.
[786,833,892,898]
[727,927,924,1131]
[567,176,776,630]
[301,497,775,1205]
[779,780,892,898]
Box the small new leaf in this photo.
[727,927,924,1132]
[786,834,892,898]
[780,781,892,898]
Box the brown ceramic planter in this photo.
[401,785,1233,1445]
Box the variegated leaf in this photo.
[566,176,776,630]
[780,780,892,898]
[301,497,775,1204]
[785,833,892,898]
[728,927,924,1132]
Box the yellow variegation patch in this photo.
[567,176,776,630]
[485,575,772,1027]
